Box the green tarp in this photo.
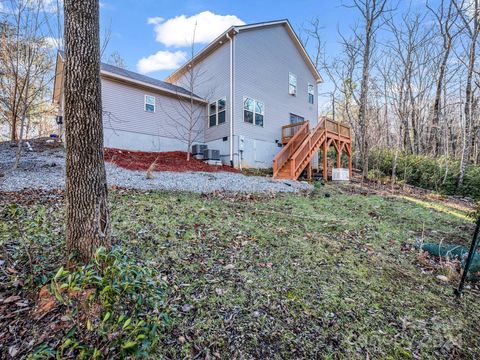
[421,243,480,274]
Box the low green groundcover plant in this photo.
[27,247,166,359]
[368,149,480,200]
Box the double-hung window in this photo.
[308,84,315,104]
[289,72,297,95]
[145,95,155,112]
[209,97,226,127]
[243,97,264,127]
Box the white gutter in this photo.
[226,32,234,166]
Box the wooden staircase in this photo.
[273,117,352,181]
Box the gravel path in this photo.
[0,141,312,194]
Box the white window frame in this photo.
[289,72,297,96]
[243,96,265,127]
[208,97,226,127]
[308,84,315,104]
[144,95,155,113]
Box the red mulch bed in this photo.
[103,148,239,173]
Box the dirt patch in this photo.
[103,148,240,173]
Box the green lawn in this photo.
[2,185,480,359]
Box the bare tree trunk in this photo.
[14,68,30,169]
[457,0,479,187]
[64,0,110,261]
[353,0,388,180]
[428,0,458,156]
[358,29,371,180]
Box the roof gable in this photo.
[166,19,322,84]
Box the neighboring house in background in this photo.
[53,19,322,169]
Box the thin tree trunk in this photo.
[64,0,110,261]
[14,68,30,170]
[358,22,372,180]
[457,0,479,187]
[431,46,450,156]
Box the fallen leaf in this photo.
[9,346,19,358]
[258,262,273,268]
[3,295,21,303]
[215,288,225,296]
[182,304,192,312]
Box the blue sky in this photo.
[100,0,358,80]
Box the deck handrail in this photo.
[323,118,351,139]
[273,121,310,178]
[281,121,308,144]
[290,119,326,178]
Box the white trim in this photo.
[234,20,288,31]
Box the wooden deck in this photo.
[273,117,352,181]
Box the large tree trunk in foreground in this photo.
[64,0,110,261]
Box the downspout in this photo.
[226,32,234,167]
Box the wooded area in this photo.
[303,0,480,188]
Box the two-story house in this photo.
[53,19,323,169]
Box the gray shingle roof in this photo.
[58,50,202,99]
[100,63,201,98]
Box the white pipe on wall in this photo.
[226,32,234,166]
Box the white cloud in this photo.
[147,11,245,47]
[44,36,62,49]
[137,50,187,74]
[40,0,62,13]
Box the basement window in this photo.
[209,97,226,127]
[145,95,155,112]
[243,97,264,127]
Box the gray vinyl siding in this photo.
[172,44,230,142]
[101,78,205,144]
[234,25,318,143]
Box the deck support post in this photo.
[336,142,341,169]
[307,162,312,181]
[347,143,352,179]
[323,141,328,181]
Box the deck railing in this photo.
[274,117,352,180]
[323,118,351,139]
[281,121,308,144]
[273,121,310,178]
[290,120,326,178]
